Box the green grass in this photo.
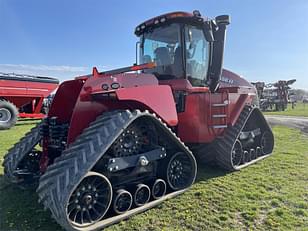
[263,102,308,117]
[1,123,308,230]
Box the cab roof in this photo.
[135,11,208,36]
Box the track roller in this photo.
[152,179,166,199]
[66,171,112,228]
[113,189,133,214]
[243,150,249,163]
[250,149,256,160]
[256,146,261,157]
[134,184,151,207]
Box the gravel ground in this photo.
[265,115,308,134]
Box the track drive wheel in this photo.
[0,99,18,130]
[166,152,197,191]
[66,171,112,229]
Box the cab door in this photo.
[176,24,214,143]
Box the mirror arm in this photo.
[135,41,140,65]
[203,21,214,42]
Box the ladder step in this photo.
[212,103,228,107]
[212,125,228,129]
[212,114,227,118]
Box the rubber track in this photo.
[36,110,196,231]
[2,122,42,182]
[214,106,272,170]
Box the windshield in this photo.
[140,23,184,78]
[140,23,210,85]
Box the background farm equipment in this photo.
[3,10,274,231]
[0,72,59,129]
[252,79,296,111]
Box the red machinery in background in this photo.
[0,72,59,129]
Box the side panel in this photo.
[177,91,250,143]
[67,85,178,144]
[178,93,208,142]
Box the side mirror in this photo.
[215,15,230,25]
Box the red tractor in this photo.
[3,11,274,231]
[0,72,59,129]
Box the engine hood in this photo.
[220,69,254,89]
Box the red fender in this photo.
[66,85,178,144]
[116,85,178,126]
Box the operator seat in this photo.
[154,47,171,65]
[173,46,184,78]
[142,55,152,64]
[173,46,191,78]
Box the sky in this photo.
[0,0,308,90]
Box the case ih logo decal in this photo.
[221,76,234,85]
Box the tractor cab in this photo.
[136,11,230,92]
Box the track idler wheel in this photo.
[113,189,133,214]
[152,179,166,199]
[66,172,112,228]
[260,131,274,155]
[166,152,196,191]
[134,184,151,207]
[231,140,243,167]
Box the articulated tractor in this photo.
[3,11,274,231]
